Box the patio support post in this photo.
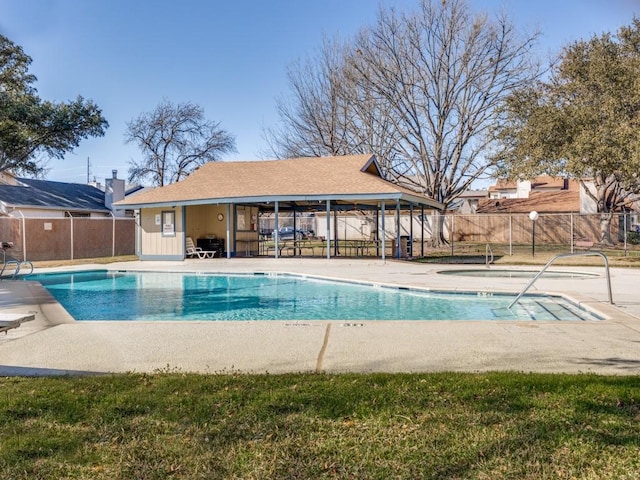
[333,209,339,256]
[274,201,279,259]
[409,204,414,258]
[381,200,386,262]
[375,209,380,256]
[421,206,424,257]
[226,203,231,259]
[232,204,236,255]
[293,209,297,257]
[326,200,331,259]
[396,200,401,259]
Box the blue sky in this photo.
[1,0,638,185]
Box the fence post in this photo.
[624,211,628,256]
[21,215,27,261]
[112,214,116,257]
[509,214,512,256]
[570,213,574,253]
[70,215,74,260]
[450,213,454,257]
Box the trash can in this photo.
[393,236,411,258]
[404,236,413,257]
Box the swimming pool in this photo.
[26,270,601,322]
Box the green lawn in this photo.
[1,372,639,479]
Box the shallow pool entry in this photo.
[26,270,601,322]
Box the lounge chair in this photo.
[0,313,35,334]
[186,237,216,259]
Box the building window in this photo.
[64,211,90,218]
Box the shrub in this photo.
[627,231,640,245]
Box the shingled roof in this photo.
[0,177,109,214]
[115,155,443,210]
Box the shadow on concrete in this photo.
[574,357,640,371]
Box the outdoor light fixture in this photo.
[529,211,539,257]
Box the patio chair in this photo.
[186,237,216,259]
[0,313,35,334]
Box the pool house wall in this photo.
[134,199,441,260]
[136,204,259,260]
[139,207,185,260]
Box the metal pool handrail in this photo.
[485,244,494,268]
[0,247,34,280]
[508,251,613,310]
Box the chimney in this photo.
[105,169,125,217]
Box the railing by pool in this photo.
[508,251,613,310]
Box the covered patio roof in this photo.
[115,155,443,211]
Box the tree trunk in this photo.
[599,212,615,246]
[429,211,448,248]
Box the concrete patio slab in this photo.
[1,258,639,376]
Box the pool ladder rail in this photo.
[485,244,494,268]
[0,243,33,280]
[508,251,613,310]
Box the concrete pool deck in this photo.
[1,258,640,376]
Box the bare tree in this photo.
[262,38,358,159]
[350,1,541,201]
[125,100,236,186]
[262,37,402,177]
[265,0,541,245]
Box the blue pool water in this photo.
[27,270,601,322]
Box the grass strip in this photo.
[1,371,639,479]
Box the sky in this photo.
[1,0,638,185]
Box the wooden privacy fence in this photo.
[263,211,633,248]
[1,212,631,262]
[449,213,609,245]
[0,217,136,262]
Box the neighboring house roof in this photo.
[457,189,489,199]
[448,190,489,213]
[476,190,580,214]
[126,184,146,196]
[488,176,571,193]
[0,177,109,214]
[115,155,444,210]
